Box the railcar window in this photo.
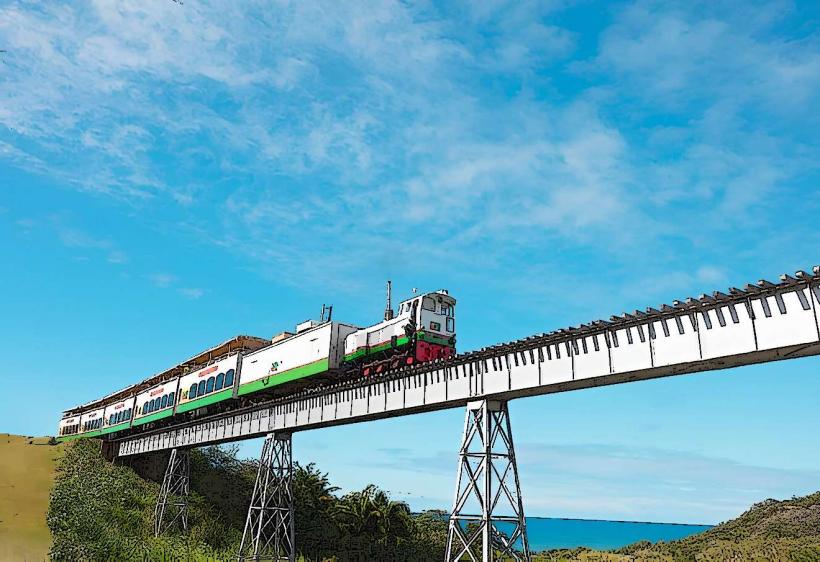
[446,317,454,332]
[167,393,174,407]
[189,383,198,399]
[161,395,168,409]
[215,373,225,391]
[197,381,206,397]
[422,296,436,311]
[225,369,235,387]
[206,377,215,394]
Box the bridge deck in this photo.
[116,270,820,456]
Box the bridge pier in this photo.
[238,432,295,562]
[446,399,530,562]
[154,448,190,536]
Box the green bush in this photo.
[48,440,448,561]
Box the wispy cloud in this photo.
[147,272,176,288]
[366,441,820,524]
[178,287,205,300]
[1,0,819,314]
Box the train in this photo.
[56,286,456,442]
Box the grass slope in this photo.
[0,434,63,561]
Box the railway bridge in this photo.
[108,266,820,562]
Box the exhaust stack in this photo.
[384,280,394,321]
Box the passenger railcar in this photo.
[177,353,239,413]
[55,286,456,442]
[102,397,135,436]
[239,321,358,396]
[133,380,179,426]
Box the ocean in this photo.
[496,517,713,552]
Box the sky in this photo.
[2,0,820,525]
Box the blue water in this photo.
[498,518,712,551]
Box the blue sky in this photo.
[2,0,820,525]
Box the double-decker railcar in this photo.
[58,415,81,439]
[177,353,240,413]
[78,408,105,438]
[133,379,179,426]
[102,397,135,436]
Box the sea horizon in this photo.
[427,513,714,552]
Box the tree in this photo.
[294,462,341,561]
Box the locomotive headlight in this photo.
[430,321,441,331]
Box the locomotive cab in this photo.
[343,288,457,375]
[412,290,456,362]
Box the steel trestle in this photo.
[446,400,530,562]
[238,433,295,562]
[154,448,190,536]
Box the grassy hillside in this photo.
[48,439,448,561]
[7,431,819,561]
[0,434,63,561]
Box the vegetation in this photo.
[0,433,64,560]
[48,438,448,561]
[41,436,820,561]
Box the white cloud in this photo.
[15,218,35,230]
[148,272,176,288]
[1,0,818,310]
[106,250,128,264]
[367,441,820,523]
[178,287,205,300]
